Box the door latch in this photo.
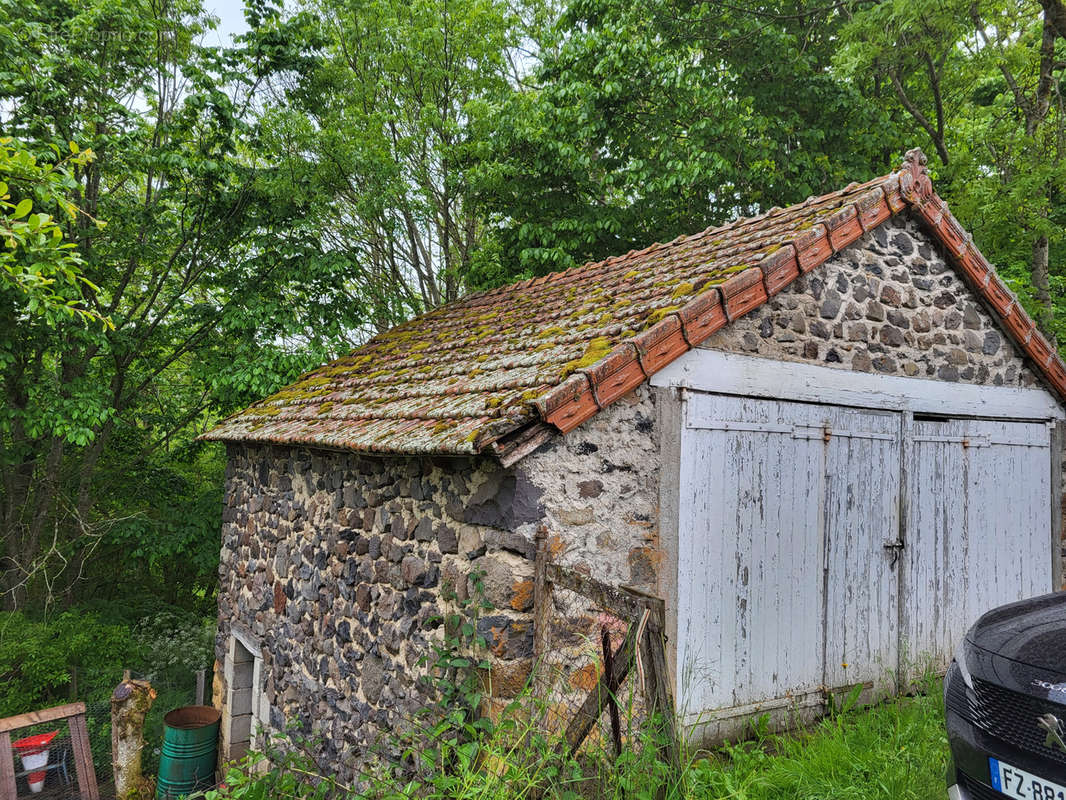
[883,539,905,568]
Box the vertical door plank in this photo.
[821,407,901,694]
[678,394,828,718]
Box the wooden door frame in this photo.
[650,349,1065,420]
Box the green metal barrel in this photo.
[156,706,221,799]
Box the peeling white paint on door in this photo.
[679,394,902,718]
[677,390,1054,727]
[901,417,1052,679]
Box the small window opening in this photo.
[227,636,261,759]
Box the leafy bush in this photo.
[0,609,133,716]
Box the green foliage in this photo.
[201,683,947,799]
[0,609,133,716]
[0,0,370,609]
[466,0,901,282]
[689,682,947,799]
[245,0,525,317]
[401,569,495,780]
[0,137,107,325]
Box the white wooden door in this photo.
[821,407,902,692]
[678,393,902,715]
[901,417,1053,679]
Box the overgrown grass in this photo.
[688,685,949,799]
[207,682,950,800]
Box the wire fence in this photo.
[1,702,111,800]
[524,529,679,796]
[0,665,211,800]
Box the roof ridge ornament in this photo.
[899,147,934,204]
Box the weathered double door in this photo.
[677,392,1052,720]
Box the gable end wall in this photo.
[700,213,1037,387]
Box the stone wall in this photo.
[213,393,666,781]
[214,445,545,782]
[701,213,1038,388]
[514,385,663,592]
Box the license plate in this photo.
[991,757,1066,798]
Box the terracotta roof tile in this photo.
[203,149,1066,455]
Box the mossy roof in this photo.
[202,150,1066,456]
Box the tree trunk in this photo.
[1040,0,1066,41]
[1032,234,1056,344]
[111,676,157,800]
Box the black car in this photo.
[946,591,1066,799]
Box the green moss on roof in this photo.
[538,326,566,338]
[204,170,896,455]
[559,337,613,380]
[671,282,695,299]
[645,305,681,326]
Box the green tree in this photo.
[0,0,367,609]
[466,0,904,282]
[250,0,525,326]
[837,0,1066,340]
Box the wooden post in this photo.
[532,526,552,697]
[69,712,100,800]
[643,624,680,782]
[558,619,640,758]
[196,669,206,706]
[601,625,622,757]
[0,731,15,800]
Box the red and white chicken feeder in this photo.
[13,731,58,793]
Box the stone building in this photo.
[203,150,1066,773]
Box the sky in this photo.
[205,0,252,46]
